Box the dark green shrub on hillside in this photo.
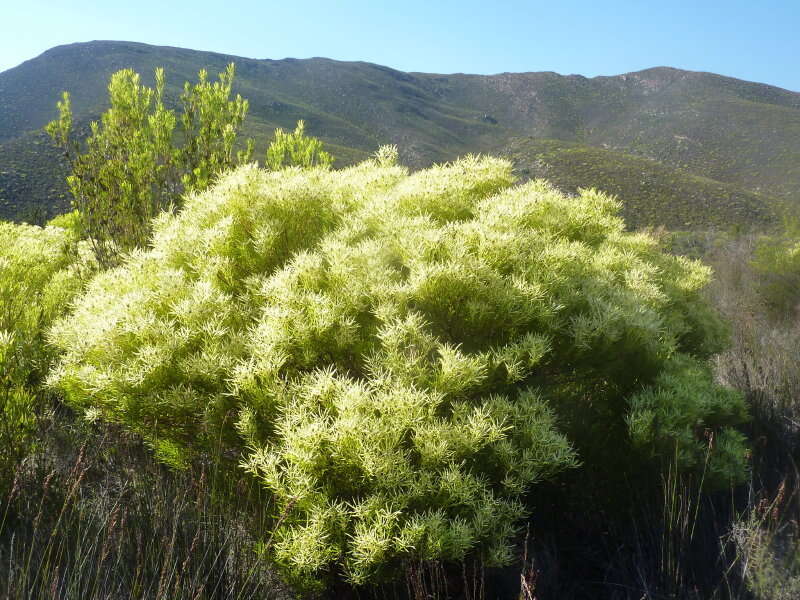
[628,354,749,489]
[48,152,748,588]
[0,220,92,489]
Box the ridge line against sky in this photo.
[2,0,799,92]
[17,39,800,98]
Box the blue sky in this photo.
[2,0,799,91]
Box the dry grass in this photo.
[707,234,800,600]
[0,413,292,600]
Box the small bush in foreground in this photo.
[49,152,748,588]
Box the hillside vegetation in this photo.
[4,153,799,598]
[40,152,747,590]
[2,45,800,600]
[506,137,780,230]
[1,41,799,226]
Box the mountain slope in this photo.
[505,137,780,230]
[1,40,798,228]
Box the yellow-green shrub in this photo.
[48,152,747,586]
[752,225,800,319]
[0,220,92,487]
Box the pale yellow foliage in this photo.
[49,152,744,586]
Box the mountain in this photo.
[504,138,778,230]
[1,40,798,228]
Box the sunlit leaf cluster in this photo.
[0,219,92,487]
[265,120,333,171]
[46,64,252,267]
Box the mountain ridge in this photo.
[26,41,800,96]
[1,40,798,227]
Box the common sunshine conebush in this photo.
[48,149,749,587]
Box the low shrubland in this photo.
[705,231,800,600]
[37,150,749,591]
[4,56,796,599]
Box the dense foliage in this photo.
[0,217,91,489]
[265,120,333,170]
[46,64,252,266]
[48,152,748,587]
